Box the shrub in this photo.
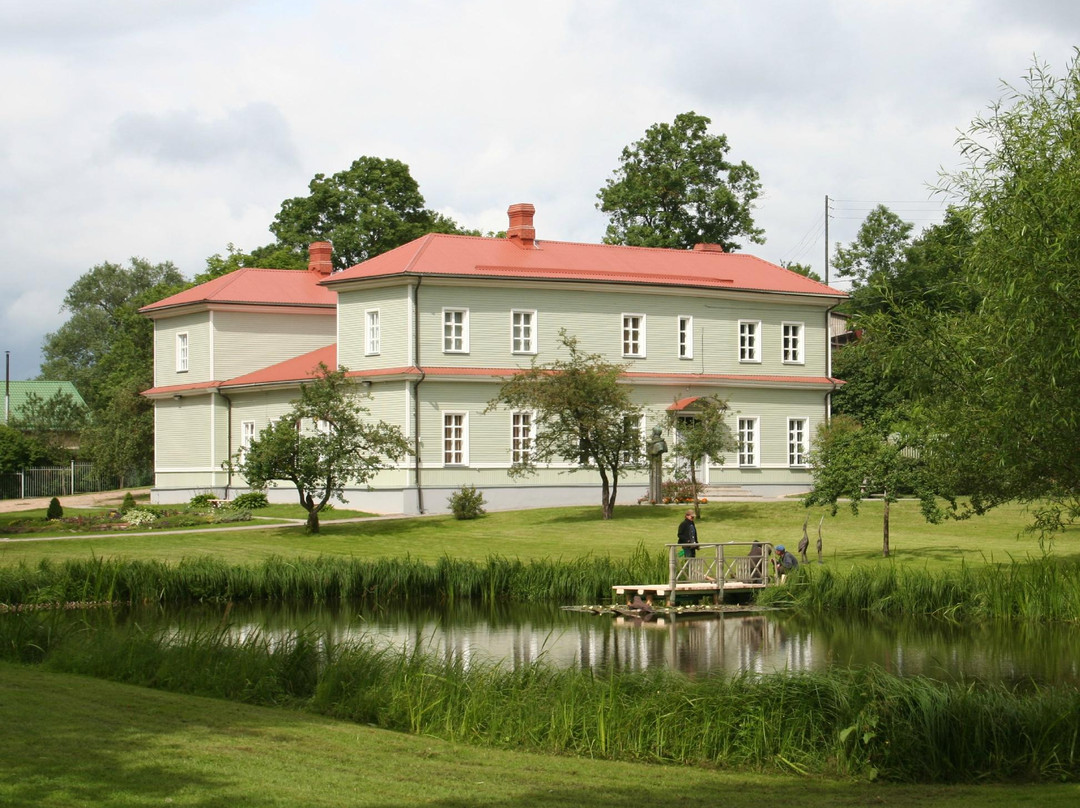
[189,492,216,508]
[230,491,269,510]
[124,509,159,527]
[120,492,137,513]
[46,497,63,519]
[448,485,486,520]
[661,478,700,504]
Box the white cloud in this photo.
[0,0,1075,380]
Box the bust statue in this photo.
[647,425,668,457]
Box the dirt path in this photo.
[0,488,151,514]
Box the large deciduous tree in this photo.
[232,364,410,533]
[666,396,737,518]
[597,112,765,252]
[832,204,914,289]
[870,53,1080,535]
[487,331,643,520]
[268,156,474,270]
[40,259,187,411]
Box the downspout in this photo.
[217,388,233,499]
[412,276,426,514]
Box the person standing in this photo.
[677,510,698,557]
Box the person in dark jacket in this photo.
[677,510,698,558]
[773,544,799,580]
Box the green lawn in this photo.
[2,662,1076,808]
[0,498,1072,569]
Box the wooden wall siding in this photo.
[155,397,213,468]
[358,381,408,427]
[412,285,830,376]
[337,285,410,371]
[154,312,212,387]
[212,310,335,381]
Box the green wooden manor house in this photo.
[141,204,845,513]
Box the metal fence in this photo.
[0,463,152,500]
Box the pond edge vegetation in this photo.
[3,550,1080,784]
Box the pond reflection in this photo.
[31,600,1080,685]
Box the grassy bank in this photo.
[2,618,1077,784]
[2,499,1073,570]
[760,558,1080,622]
[7,665,1076,808]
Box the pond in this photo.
[39,599,1080,685]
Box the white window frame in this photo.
[622,313,646,358]
[511,309,537,354]
[678,315,693,359]
[443,411,468,466]
[239,420,256,464]
[365,309,381,355]
[738,417,759,467]
[175,332,189,373]
[511,410,534,464]
[782,322,805,364]
[443,308,469,353]
[788,417,808,467]
[738,320,761,363]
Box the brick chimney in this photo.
[308,241,333,275]
[693,243,725,253]
[506,203,536,249]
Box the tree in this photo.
[869,53,1080,535]
[195,243,305,283]
[597,111,765,252]
[0,424,50,474]
[232,364,410,533]
[79,382,155,486]
[268,156,475,270]
[665,396,737,517]
[39,258,187,411]
[803,416,944,557]
[781,261,823,282]
[10,390,89,463]
[832,204,914,289]
[487,331,642,520]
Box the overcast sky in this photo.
[1,0,1077,380]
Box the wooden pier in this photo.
[613,542,775,606]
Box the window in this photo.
[738,321,760,363]
[678,316,693,359]
[782,322,804,364]
[443,412,467,465]
[622,313,645,357]
[239,420,256,464]
[738,417,759,467]
[443,309,469,353]
[622,414,646,464]
[511,310,536,354]
[788,418,808,467]
[175,332,189,372]
[365,309,381,355]
[511,411,533,463]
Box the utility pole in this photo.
[824,194,830,286]
[4,351,9,425]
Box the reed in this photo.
[0,548,668,608]
[2,612,1076,783]
[758,558,1080,622]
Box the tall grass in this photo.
[758,558,1080,622]
[0,545,667,608]
[1,612,1076,783]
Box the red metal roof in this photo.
[140,268,337,313]
[323,234,845,297]
[667,396,702,411]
